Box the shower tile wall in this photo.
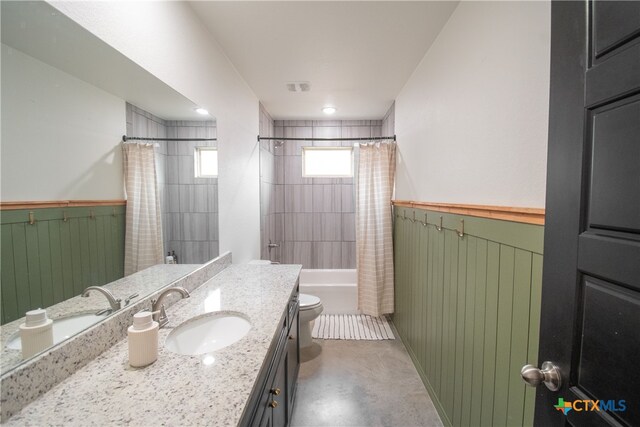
[271,119,383,269]
[164,120,218,264]
[126,104,218,264]
[126,104,168,218]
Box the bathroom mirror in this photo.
[0,264,202,375]
[0,1,220,373]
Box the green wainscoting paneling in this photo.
[393,207,543,427]
[0,206,125,324]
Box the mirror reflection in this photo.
[0,264,200,374]
[0,1,219,374]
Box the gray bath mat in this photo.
[312,314,395,340]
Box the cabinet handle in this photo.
[269,400,279,408]
[271,387,281,396]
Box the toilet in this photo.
[298,293,323,348]
[248,261,323,348]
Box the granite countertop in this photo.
[4,264,301,426]
[0,264,200,375]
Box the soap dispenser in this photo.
[19,308,54,359]
[128,311,159,367]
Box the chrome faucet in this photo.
[81,286,122,312]
[151,286,190,328]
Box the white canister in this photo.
[128,311,159,367]
[19,308,54,360]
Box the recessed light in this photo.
[195,108,209,115]
[322,106,337,115]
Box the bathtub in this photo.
[299,269,359,314]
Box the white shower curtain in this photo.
[123,143,164,276]
[356,142,396,317]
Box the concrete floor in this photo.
[291,332,443,427]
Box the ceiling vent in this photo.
[286,82,311,93]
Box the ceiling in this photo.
[1,1,211,121]
[190,1,458,120]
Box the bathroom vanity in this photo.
[241,282,300,427]
[3,264,302,426]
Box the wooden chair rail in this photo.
[0,200,126,210]
[392,200,545,225]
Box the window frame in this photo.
[194,146,218,178]
[301,146,354,178]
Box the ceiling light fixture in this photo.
[322,106,337,115]
[195,107,209,115]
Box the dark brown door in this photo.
[525,1,640,426]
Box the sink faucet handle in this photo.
[124,293,139,306]
[150,300,169,327]
[158,305,169,326]
[150,286,190,328]
[95,308,112,316]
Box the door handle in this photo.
[521,361,562,391]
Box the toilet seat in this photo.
[298,293,323,349]
[299,293,321,310]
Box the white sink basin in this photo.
[165,312,251,356]
[7,311,109,350]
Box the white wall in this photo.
[1,44,125,201]
[395,1,550,208]
[50,1,261,262]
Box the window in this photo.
[194,147,218,177]
[302,147,353,178]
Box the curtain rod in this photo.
[257,135,396,142]
[122,135,217,142]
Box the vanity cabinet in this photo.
[269,349,288,427]
[241,287,300,427]
[286,308,299,421]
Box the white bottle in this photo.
[165,252,174,264]
[128,311,159,367]
[19,308,54,360]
